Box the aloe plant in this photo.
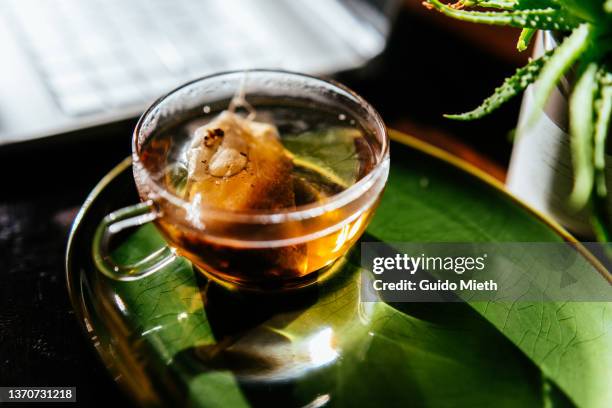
[425,0,612,239]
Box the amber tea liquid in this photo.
[140,105,379,290]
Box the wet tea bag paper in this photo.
[186,111,295,210]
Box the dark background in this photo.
[0,3,528,406]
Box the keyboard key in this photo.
[104,83,143,108]
[150,38,185,75]
[93,63,134,89]
[46,72,96,97]
[37,55,85,78]
[56,91,105,116]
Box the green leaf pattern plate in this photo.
[66,131,611,407]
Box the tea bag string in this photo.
[228,73,256,121]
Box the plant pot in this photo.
[506,31,612,238]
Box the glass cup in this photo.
[93,70,389,291]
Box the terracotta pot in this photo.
[506,31,612,237]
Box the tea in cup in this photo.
[93,70,389,290]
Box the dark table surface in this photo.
[0,4,524,406]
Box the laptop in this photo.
[0,0,398,145]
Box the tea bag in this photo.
[185,110,307,278]
[186,110,295,211]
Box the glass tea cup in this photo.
[93,70,389,291]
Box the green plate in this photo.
[66,132,611,408]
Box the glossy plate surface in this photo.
[66,131,611,407]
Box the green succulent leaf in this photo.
[460,0,518,9]
[591,180,612,242]
[568,62,598,210]
[591,208,612,242]
[517,28,536,51]
[594,75,612,197]
[559,0,600,22]
[445,50,553,121]
[464,0,559,9]
[594,71,612,169]
[527,23,592,125]
[516,0,562,10]
[426,0,581,30]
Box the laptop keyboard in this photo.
[3,0,327,116]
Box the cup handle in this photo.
[92,200,177,281]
